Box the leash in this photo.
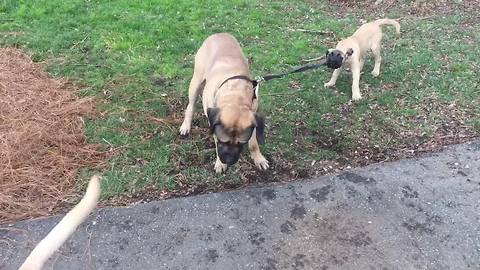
[217,57,330,100]
[255,58,327,84]
[255,48,354,84]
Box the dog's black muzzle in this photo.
[217,142,246,165]
[326,50,344,69]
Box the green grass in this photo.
[1,0,479,199]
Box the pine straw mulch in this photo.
[0,48,106,224]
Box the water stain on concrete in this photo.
[280,221,297,234]
[262,189,277,200]
[115,237,129,250]
[338,231,372,247]
[338,172,377,185]
[107,257,120,268]
[249,232,265,246]
[263,258,278,270]
[402,185,419,198]
[309,185,333,202]
[291,204,307,220]
[224,241,239,254]
[228,208,241,220]
[292,253,308,270]
[402,218,437,235]
[467,142,480,152]
[119,219,134,231]
[206,249,219,262]
[345,185,359,198]
[150,206,160,214]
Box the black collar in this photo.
[218,75,258,100]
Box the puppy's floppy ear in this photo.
[255,114,266,144]
[346,48,354,56]
[207,107,220,134]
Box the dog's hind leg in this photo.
[248,132,269,170]
[324,67,343,88]
[359,57,366,71]
[179,71,205,135]
[371,34,383,77]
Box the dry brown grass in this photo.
[0,48,105,224]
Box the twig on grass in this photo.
[70,34,90,50]
[398,9,457,23]
[301,55,326,63]
[263,89,306,97]
[147,117,178,133]
[290,28,335,35]
[283,27,335,36]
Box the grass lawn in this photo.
[1,0,479,202]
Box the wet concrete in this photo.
[2,141,480,270]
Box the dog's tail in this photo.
[375,18,400,34]
[19,175,101,270]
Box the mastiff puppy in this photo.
[179,33,269,173]
[324,18,400,101]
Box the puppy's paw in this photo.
[179,121,191,135]
[324,82,335,88]
[371,70,380,77]
[253,155,269,170]
[214,159,228,174]
[351,93,362,101]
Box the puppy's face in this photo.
[207,107,265,165]
[325,48,354,69]
[325,49,344,69]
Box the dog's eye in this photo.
[214,125,231,143]
[237,127,254,144]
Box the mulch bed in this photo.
[0,48,105,224]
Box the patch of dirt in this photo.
[331,92,479,166]
[0,48,106,224]
[328,0,477,18]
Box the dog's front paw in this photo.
[179,121,191,135]
[214,159,228,174]
[371,70,380,77]
[324,82,335,88]
[253,155,269,170]
[351,93,362,101]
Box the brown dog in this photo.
[324,18,400,100]
[179,33,269,173]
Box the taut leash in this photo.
[255,58,327,83]
[217,57,330,100]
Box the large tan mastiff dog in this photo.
[324,18,400,101]
[179,33,269,173]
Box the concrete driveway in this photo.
[2,142,479,270]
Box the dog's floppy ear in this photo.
[346,48,354,56]
[207,107,220,134]
[255,114,265,144]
